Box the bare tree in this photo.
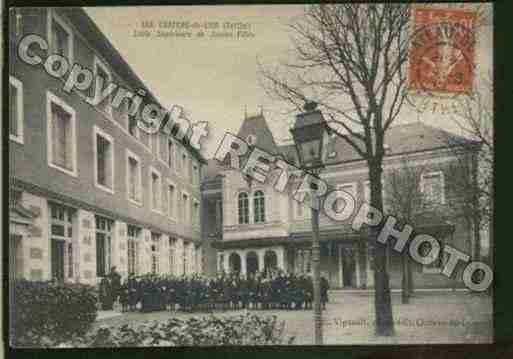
[443,77,493,266]
[259,4,411,336]
[385,160,438,304]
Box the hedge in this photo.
[11,280,98,347]
[59,314,294,347]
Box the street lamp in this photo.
[290,101,329,345]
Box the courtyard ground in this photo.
[95,290,493,345]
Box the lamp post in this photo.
[290,101,330,345]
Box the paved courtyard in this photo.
[95,291,493,345]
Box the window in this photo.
[421,172,445,204]
[167,182,176,219]
[167,139,174,169]
[192,200,200,227]
[93,56,112,116]
[47,91,77,177]
[151,232,161,274]
[238,192,249,224]
[49,202,75,281]
[125,100,139,139]
[254,190,265,223]
[150,168,162,212]
[47,10,73,64]
[127,225,141,275]
[169,237,176,274]
[93,126,114,193]
[246,134,256,145]
[126,150,142,205]
[95,215,113,277]
[9,76,23,144]
[182,152,188,178]
[182,192,190,224]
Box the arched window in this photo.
[238,192,249,224]
[254,190,265,223]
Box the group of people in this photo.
[99,268,330,313]
[98,267,122,310]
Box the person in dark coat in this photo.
[119,281,129,312]
[238,274,250,309]
[99,276,113,310]
[303,275,313,310]
[320,276,329,310]
[127,275,139,311]
[247,274,257,309]
[108,266,122,306]
[222,275,232,311]
[167,277,177,312]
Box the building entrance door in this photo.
[339,246,357,288]
[229,252,241,274]
[51,238,65,281]
[246,251,259,275]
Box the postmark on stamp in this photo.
[406,7,477,114]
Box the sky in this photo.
[85,5,493,159]
[85,5,306,158]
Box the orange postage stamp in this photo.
[409,8,476,95]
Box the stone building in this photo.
[202,111,484,289]
[8,8,205,285]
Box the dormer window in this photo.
[246,134,256,146]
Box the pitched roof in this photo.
[204,121,473,181]
[236,114,280,155]
[278,122,474,165]
[203,114,281,181]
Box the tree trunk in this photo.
[472,151,481,262]
[408,254,414,296]
[369,163,395,336]
[401,252,410,304]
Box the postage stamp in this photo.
[7,3,493,348]
[409,8,476,95]
[407,7,478,114]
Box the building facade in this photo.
[202,112,483,290]
[8,8,205,285]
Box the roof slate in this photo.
[204,118,474,180]
[236,114,280,155]
[281,122,473,165]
